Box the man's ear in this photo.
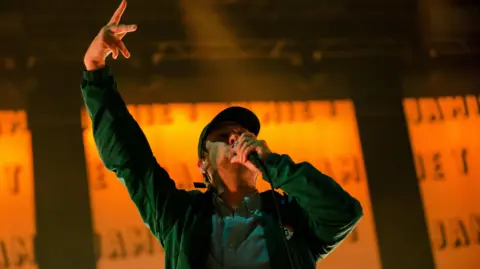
[197,159,208,174]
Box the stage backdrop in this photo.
[403,95,480,269]
[81,100,381,269]
[0,111,36,269]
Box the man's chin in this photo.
[220,162,250,175]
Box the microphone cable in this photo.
[249,154,296,269]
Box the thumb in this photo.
[230,155,240,164]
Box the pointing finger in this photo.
[117,32,127,40]
[108,0,127,25]
[109,24,137,34]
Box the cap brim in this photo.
[198,106,261,159]
[208,106,260,136]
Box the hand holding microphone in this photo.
[230,133,272,173]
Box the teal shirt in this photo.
[207,192,270,269]
[81,66,363,269]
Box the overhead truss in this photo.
[0,38,478,71]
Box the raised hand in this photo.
[84,0,137,70]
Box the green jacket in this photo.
[81,67,363,269]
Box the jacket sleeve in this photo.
[81,67,191,241]
[262,153,363,258]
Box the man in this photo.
[81,1,363,269]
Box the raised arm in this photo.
[82,0,190,241]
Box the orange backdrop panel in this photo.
[82,101,381,269]
[403,95,480,269]
[0,111,36,269]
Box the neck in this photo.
[211,169,257,209]
[220,185,257,209]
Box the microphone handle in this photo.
[248,153,264,171]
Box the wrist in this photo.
[260,150,272,161]
[263,152,281,164]
[84,59,106,71]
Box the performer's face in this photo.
[204,122,257,190]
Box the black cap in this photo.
[197,106,260,159]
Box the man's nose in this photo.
[229,133,240,146]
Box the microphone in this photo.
[248,152,263,170]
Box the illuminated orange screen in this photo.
[82,101,381,269]
[403,96,480,269]
[0,111,36,269]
